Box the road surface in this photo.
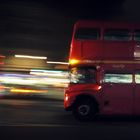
[0,89,140,140]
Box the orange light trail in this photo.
[10,88,48,94]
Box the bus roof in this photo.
[74,20,140,29]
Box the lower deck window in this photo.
[135,70,140,83]
[104,72,132,83]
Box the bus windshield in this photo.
[70,67,97,84]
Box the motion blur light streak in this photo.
[0,76,37,85]
[0,74,69,87]
[0,62,5,65]
[0,55,6,65]
[47,61,69,65]
[0,69,69,95]
[0,55,6,58]
[15,55,47,60]
[10,88,48,94]
[30,69,69,77]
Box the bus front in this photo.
[64,64,102,121]
[64,21,103,121]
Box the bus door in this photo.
[102,67,133,115]
[134,68,140,115]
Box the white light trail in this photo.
[47,61,69,65]
[15,55,47,60]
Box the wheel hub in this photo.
[78,105,90,116]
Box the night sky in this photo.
[0,0,140,62]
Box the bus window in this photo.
[104,71,132,83]
[74,28,100,40]
[134,30,140,41]
[70,67,96,84]
[135,70,140,83]
[104,29,131,41]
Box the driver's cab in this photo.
[69,66,97,84]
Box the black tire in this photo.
[72,98,97,121]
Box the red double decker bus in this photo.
[64,20,140,121]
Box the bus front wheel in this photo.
[72,98,97,121]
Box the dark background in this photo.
[0,0,139,62]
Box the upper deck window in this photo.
[75,28,100,40]
[134,30,140,41]
[104,29,131,41]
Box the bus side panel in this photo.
[70,41,82,60]
[101,83,133,115]
[134,64,140,115]
[103,41,134,60]
[134,84,140,115]
[100,64,134,115]
[81,41,103,60]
